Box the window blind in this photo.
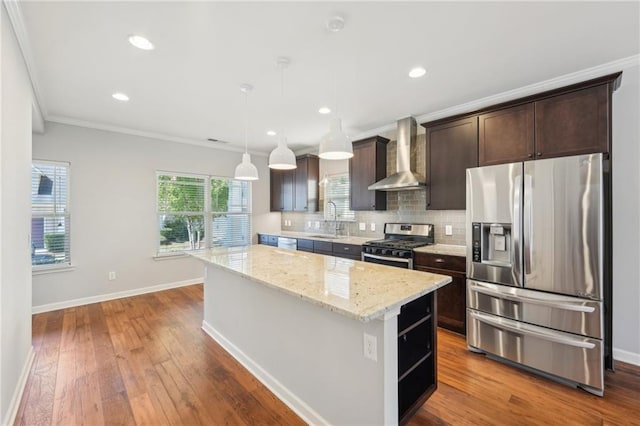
[157,173,251,254]
[324,174,355,221]
[31,161,71,267]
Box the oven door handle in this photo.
[362,253,411,264]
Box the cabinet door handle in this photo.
[343,247,349,251]
[527,153,533,158]
[537,152,542,157]
[372,205,375,209]
[435,258,445,263]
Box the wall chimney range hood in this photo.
[368,117,426,191]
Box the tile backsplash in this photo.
[280,132,467,246]
[281,206,466,246]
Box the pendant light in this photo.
[269,57,297,170]
[318,16,353,161]
[234,84,259,181]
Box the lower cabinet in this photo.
[397,293,436,423]
[414,252,467,335]
[297,238,314,253]
[332,242,361,260]
[258,234,278,247]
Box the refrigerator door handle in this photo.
[512,174,522,286]
[469,284,596,313]
[469,311,596,349]
[523,173,533,274]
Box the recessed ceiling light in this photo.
[318,106,331,114]
[112,92,130,102]
[128,35,154,50]
[266,130,277,136]
[409,67,427,78]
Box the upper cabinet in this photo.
[270,155,319,212]
[479,103,534,165]
[477,75,618,166]
[424,117,478,210]
[535,85,610,159]
[294,155,319,212]
[349,136,389,211]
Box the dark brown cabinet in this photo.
[293,155,319,212]
[414,252,466,335]
[270,155,319,212]
[535,84,610,158]
[424,117,478,209]
[478,83,613,166]
[258,234,278,247]
[349,136,389,211]
[270,169,293,211]
[479,103,534,166]
[332,242,361,260]
[397,292,436,423]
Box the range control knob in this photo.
[381,249,389,255]
[403,251,412,258]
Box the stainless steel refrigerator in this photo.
[466,153,612,396]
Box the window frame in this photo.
[322,172,355,222]
[155,171,252,256]
[31,159,72,272]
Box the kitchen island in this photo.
[189,245,451,425]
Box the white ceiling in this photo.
[17,1,640,154]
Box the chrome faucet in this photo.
[327,200,338,237]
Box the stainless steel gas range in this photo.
[361,223,434,269]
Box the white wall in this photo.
[32,122,279,309]
[611,63,640,364]
[1,5,34,424]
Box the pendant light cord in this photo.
[244,89,249,154]
[280,64,285,142]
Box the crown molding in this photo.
[354,54,640,141]
[3,0,48,126]
[46,115,269,157]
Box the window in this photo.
[323,173,355,221]
[157,172,251,254]
[31,161,71,268]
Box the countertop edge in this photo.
[188,249,452,322]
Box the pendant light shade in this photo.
[235,153,259,181]
[268,57,297,170]
[234,84,259,181]
[269,139,297,170]
[318,118,353,160]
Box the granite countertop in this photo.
[189,245,451,322]
[414,244,467,257]
[275,231,371,246]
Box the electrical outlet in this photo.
[445,225,453,236]
[315,221,320,229]
[363,333,377,362]
[359,222,366,231]
[307,221,312,228]
[370,223,376,232]
[108,271,116,281]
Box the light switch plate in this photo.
[307,221,312,228]
[315,221,320,229]
[445,225,453,235]
[359,222,366,231]
[370,223,376,232]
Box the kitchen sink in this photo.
[309,234,345,240]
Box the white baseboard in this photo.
[2,346,35,426]
[32,277,203,314]
[201,321,328,426]
[613,347,640,366]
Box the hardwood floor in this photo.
[15,285,640,425]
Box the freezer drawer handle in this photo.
[469,311,596,349]
[469,284,596,313]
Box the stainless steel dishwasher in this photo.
[277,237,297,250]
